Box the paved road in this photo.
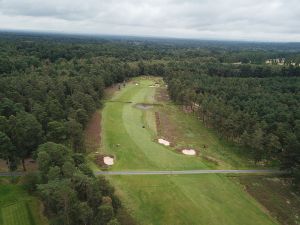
[0,172,25,177]
[0,169,285,177]
[95,169,285,176]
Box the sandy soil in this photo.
[155,87,170,102]
[84,111,101,152]
[103,156,114,165]
[182,149,196,156]
[158,138,170,146]
[155,111,180,146]
[95,154,115,167]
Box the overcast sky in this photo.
[0,0,299,42]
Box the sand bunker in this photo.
[149,84,160,88]
[103,156,114,165]
[158,138,170,146]
[182,149,196,156]
[135,83,139,86]
[135,103,153,110]
[95,155,115,167]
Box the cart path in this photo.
[0,169,285,177]
[94,169,285,176]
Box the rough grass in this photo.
[238,176,300,225]
[0,179,48,225]
[99,77,279,225]
[84,111,101,152]
[155,88,264,169]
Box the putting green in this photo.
[100,77,278,225]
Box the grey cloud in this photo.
[0,0,299,41]
[0,0,99,20]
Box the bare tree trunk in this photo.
[64,197,70,225]
[22,158,26,171]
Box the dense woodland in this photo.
[0,32,300,224]
[165,66,300,187]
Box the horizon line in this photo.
[1,28,300,44]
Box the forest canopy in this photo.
[0,32,299,224]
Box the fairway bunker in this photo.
[104,156,114,165]
[158,138,170,146]
[96,155,115,167]
[135,103,154,110]
[181,149,197,156]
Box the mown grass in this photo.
[0,178,48,225]
[98,77,279,225]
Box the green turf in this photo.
[99,77,278,225]
[0,180,48,225]
[102,80,207,170]
[2,202,32,225]
[158,100,258,169]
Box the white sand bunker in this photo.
[103,156,114,165]
[182,149,196,156]
[158,138,170,146]
[135,83,139,86]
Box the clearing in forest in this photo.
[94,77,279,225]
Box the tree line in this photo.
[0,33,300,224]
[165,71,300,186]
[0,36,147,225]
[25,142,122,225]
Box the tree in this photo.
[47,121,67,143]
[62,161,76,178]
[37,142,73,176]
[66,120,84,152]
[48,166,61,180]
[75,109,89,127]
[264,133,281,159]
[38,179,77,225]
[107,218,120,225]
[72,153,85,166]
[13,112,43,170]
[0,116,8,133]
[0,98,21,117]
[251,127,265,163]
[0,131,17,171]
[240,130,251,148]
[280,133,300,171]
[46,98,65,121]
[74,202,93,225]
[32,103,48,130]
[95,205,114,225]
